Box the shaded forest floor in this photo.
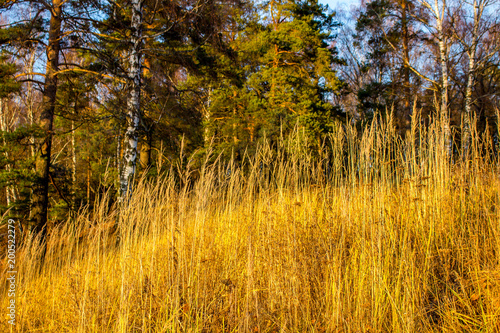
[1,121,500,332]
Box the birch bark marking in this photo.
[438,7,453,156]
[464,0,482,152]
[30,0,63,235]
[435,0,449,122]
[119,0,144,201]
[418,0,452,154]
[420,0,451,154]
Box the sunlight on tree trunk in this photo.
[30,0,63,237]
[119,0,143,203]
[418,0,451,155]
[463,0,491,154]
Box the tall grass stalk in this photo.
[1,116,499,332]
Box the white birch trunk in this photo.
[117,134,122,173]
[425,0,452,156]
[464,0,479,117]
[464,0,483,153]
[119,0,143,201]
[463,47,476,155]
[465,50,476,121]
[418,0,452,154]
[435,0,449,135]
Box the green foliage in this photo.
[357,81,392,118]
[206,0,344,157]
[0,21,29,97]
[0,125,37,220]
[0,57,19,98]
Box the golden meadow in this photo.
[1,114,500,332]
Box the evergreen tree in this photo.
[94,0,244,198]
[0,12,40,220]
[208,0,343,155]
[0,0,103,238]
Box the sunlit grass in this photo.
[1,116,500,332]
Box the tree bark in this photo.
[428,0,451,155]
[71,120,77,200]
[139,53,152,171]
[87,158,91,204]
[416,0,452,154]
[30,0,63,236]
[119,0,143,202]
[25,49,37,158]
[401,0,411,132]
[139,133,151,170]
[203,87,212,145]
[435,0,449,121]
[116,134,122,172]
[464,0,482,153]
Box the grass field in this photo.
[1,117,500,332]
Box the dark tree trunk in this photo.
[30,0,63,239]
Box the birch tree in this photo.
[417,0,453,153]
[355,0,422,132]
[453,0,499,151]
[119,0,143,202]
[96,0,245,202]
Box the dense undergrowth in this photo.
[1,116,500,332]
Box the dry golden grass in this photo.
[1,117,500,332]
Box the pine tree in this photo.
[0,12,40,220]
[94,0,244,198]
[0,0,105,239]
[208,0,343,154]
